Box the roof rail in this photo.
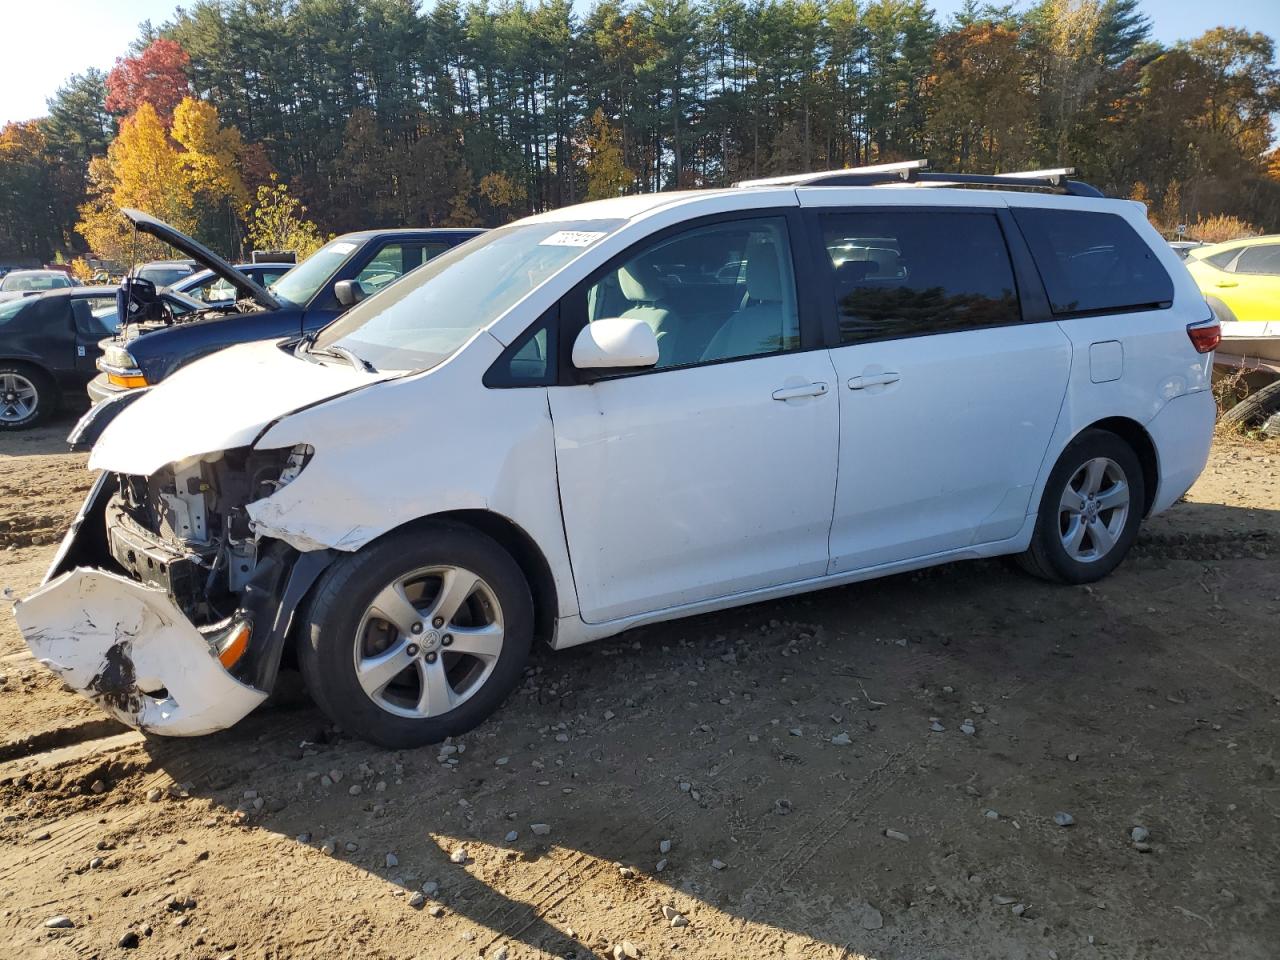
[733,160,929,188]
[734,160,1104,198]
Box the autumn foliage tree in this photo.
[247,175,327,259]
[583,108,634,200]
[76,98,251,262]
[105,39,191,122]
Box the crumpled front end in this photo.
[11,445,333,737]
[14,568,267,736]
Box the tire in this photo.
[1016,429,1145,585]
[0,363,58,431]
[1219,378,1280,430]
[298,520,533,748]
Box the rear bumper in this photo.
[1147,389,1216,516]
[13,568,268,736]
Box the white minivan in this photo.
[16,163,1219,747]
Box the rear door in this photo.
[809,202,1071,573]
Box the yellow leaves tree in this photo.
[172,98,249,213]
[583,108,633,200]
[76,97,254,261]
[247,175,327,259]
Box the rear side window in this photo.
[1013,209,1173,316]
[821,211,1020,344]
[1233,245,1280,276]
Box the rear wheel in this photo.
[1016,429,1144,584]
[298,521,533,748]
[0,364,57,431]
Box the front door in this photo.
[549,214,839,624]
[814,207,1071,574]
[70,294,119,376]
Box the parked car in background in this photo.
[0,269,75,302]
[169,263,293,307]
[27,162,1218,745]
[131,259,199,287]
[1167,240,1205,259]
[1184,235,1280,372]
[1,287,132,429]
[88,209,484,403]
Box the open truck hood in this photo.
[90,339,388,475]
[122,207,282,311]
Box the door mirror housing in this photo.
[333,279,365,308]
[571,317,659,372]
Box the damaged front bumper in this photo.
[14,568,268,736]
[11,474,333,737]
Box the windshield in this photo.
[137,265,192,287]
[1,272,70,291]
[314,220,624,372]
[272,239,359,306]
[0,298,29,324]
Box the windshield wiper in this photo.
[293,329,375,372]
[315,343,376,372]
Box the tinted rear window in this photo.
[821,210,1020,343]
[1013,209,1173,316]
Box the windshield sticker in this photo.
[539,230,608,247]
[329,242,358,254]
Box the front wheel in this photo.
[298,522,533,748]
[1016,429,1145,584]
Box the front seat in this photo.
[702,238,792,361]
[617,260,674,365]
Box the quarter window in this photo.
[1202,248,1239,271]
[583,217,800,369]
[1012,208,1173,316]
[821,211,1020,344]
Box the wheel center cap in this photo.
[421,629,441,651]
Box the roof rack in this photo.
[733,160,1104,198]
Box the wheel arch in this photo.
[0,355,57,380]
[351,509,561,649]
[1079,416,1158,516]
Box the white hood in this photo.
[90,340,386,475]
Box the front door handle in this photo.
[1215,280,1238,288]
[771,382,828,401]
[848,372,900,390]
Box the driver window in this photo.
[585,217,800,369]
[355,244,412,295]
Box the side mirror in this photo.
[333,279,365,308]
[572,317,659,372]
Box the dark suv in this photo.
[90,210,484,403]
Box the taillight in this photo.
[1187,320,1220,354]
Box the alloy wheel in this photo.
[1058,456,1131,563]
[0,373,37,423]
[352,565,505,719]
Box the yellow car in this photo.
[1184,236,1280,368]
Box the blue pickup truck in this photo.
[90,209,483,403]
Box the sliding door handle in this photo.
[771,382,828,401]
[848,372,900,390]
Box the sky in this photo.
[3,0,1279,127]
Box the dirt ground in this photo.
[1,416,1277,960]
